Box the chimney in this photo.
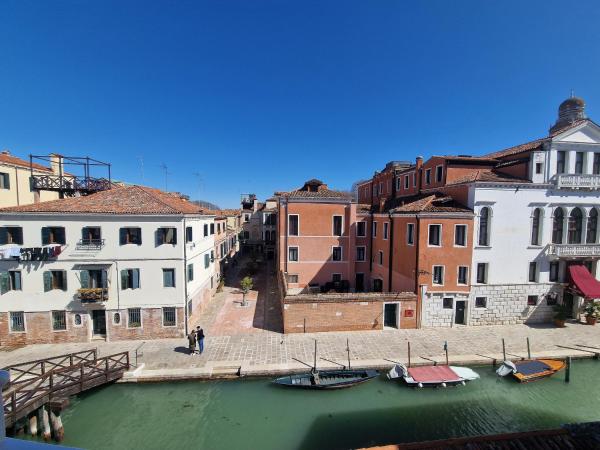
[1,149,10,155]
[49,153,63,175]
[415,156,424,169]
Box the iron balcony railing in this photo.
[556,174,600,190]
[76,238,105,250]
[548,243,600,257]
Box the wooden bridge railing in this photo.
[3,351,129,427]
[1,349,98,389]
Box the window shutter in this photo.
[57,227,65,245]
[14,228,23,245]
[156,229,163,246]
[0,228,7,245]
[43,271,52,292]
[132,269,140,289]
[137,229,142,245]
[163,270,169,287]
[121,270,128,290]
[120,228,127,245]
[101,270,108,288]
[61,271,67,291]
[13,272,22,290]
[172,228,177,244]
[4,173,10,189]
[80,270,89,288]
[0,272,8,294]
[42,227,50,245]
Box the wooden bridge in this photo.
[2,349,130,428]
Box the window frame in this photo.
[425,168,431,185]
[288,246,299,262]
[378,250,383,266]
[442,297,453,309]
[9,311,26,333]
[162,268,176,288]
[356,221,366,237]
[51,310,67,332]
[478,207,491,247]
[372,221,378,238]
[428,224,442,247]
[476,262,488,284]
[383,222,389,240]
[406,223,415,246]
[475,297,487,308]
[332,215,343,237]
[356,246,366,262]
[120,227,142,246]
[454,224,467,247]
[127,308,142,328]
[162,307,177,327]
[435,165,443,183]
[432,265,445,285]
[457,266,469,285]
[528,261,538,283]
[288,214,299,236]
[332,246,342,262]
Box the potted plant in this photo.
[553,304,570,328]
[582,301,600,325]
[240,276,253,307]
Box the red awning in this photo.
[568,265,600,299]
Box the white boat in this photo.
[387,363,479,388]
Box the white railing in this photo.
[556,174,600,189]
[548,243,600,257]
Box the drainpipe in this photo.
[183,217,189,336]
[284,199,288,274]
[415,214,422,328]
[388,212,394,292]
[14,167,20,206]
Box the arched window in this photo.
[478,207,490,246]
[531,208,542,246]
[587,208,598,244]
[552,208,564,244]
[568,208,583,244]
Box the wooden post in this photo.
[565,357,571,383]
[29,414,38,436]
[313,340,317,372]
[527,337,531,359]
[502,338,506,361]
[444,341,449,366]
[41,408,51,441]
[408,341,411,368]
[303,318,306,333]
[49,409,64,442]
[346,338,351,371]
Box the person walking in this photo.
[196,326,205,354]
[187,329,197,355]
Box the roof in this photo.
[443,156,498,164]
[357,203,371,213]
[282,188,352,200]
[0,185,207,215]
[446,169,530,186]
[0,152,51,172]
[389,193,472,214]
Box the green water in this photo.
[42,361,600,449]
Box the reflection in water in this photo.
[20,360,600,450]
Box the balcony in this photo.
[548,243,600,258]
[556,174,600,190]
[77,288,108,302]
[76,239,105,250]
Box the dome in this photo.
[550,95,587,134]
[559,96,585,111]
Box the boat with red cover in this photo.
[387,364,479,388]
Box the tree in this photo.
[240,276,253,307]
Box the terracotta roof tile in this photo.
[446,169,530,185]
[0,185,206,215]
[0,152,51,172]
[388,193,472,214]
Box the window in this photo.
[10,312,25,332]
[476,263,488,284]
[457,266,468,285]
[378,250,383,265]
[594,153,600,175]
[217,223,221,234]
[428,224,441,246]
[203,224,208,236]
[435,165,443,183]
[81,227,101,245]
[287,274,299,283]
[356,222,366,237]
[372,222,378,238]
[79,269,107,289]
[0,226,23,245]
[121,269,140,290]
[425,169,431,185]
[187,264,194,282]
[332,246,342,261]
[333,216,343,236]
[156,227,177,245]
[413,172,417,187]
[43,270,67,291]
[120,227,142,245]
[204,253,210,268]
[475,297,487,308]
[443,297,453,309]
[552,208,564,244]
[288,215,299,236]
[383,222,389,240]
[478,207,490,246]
[163,307,176,327]
[527,295,538,306]
[128,308,141,328]
[0,172,9,189]
[404,175,409,189]
[454,225,467,247]
[52,311,67,331]
[209,223,215,235]
[186,226,193,243]
[1,271,22,294]
[549,261,559,282]
[74,314,82,326]
[556,151,566,174]
[407,223,415,245]
[432,266,444,285]
[568,208,583,244]
[575,152,584,174]
[531,208,542,246]
[288,246,298,262]
[396,177,401,191]
[163,269,175,288]
[535,162,543,174]
[356,246,366,262]
[42,227,66,245]
[332,273,342,283]
[528,262,538,282]
[244,214,250,222]
[587,209,598,244]
[379,182,383,195]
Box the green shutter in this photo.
[119,228,127,245]
[43,271,52,292]
[156,229,163,246]
[136,229,142,245]
[132,269,140,289]
[41,227,50,245]
[14,228,23,245]
[0,228,7,245]
[13,272,21,290]
[121,269,129,290]
[61,271,67,291]
[80,270,90,288]
[57,227,65,245]
[101,270,108,288]
[0,272,8,294]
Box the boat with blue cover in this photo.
[496,358,566,382]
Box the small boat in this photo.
[273,339,379,390]
[387,363,479,388]
[496,359,566,382]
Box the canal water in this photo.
[39,360,600,449]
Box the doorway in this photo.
[563,292,575,319]
[455,301,466,325]
[384,303,398,328]
[355,273,364,292]
[92,310,106,335]
[373,279,383,293]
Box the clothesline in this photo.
[0,244,63,261]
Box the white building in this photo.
[0,185,216,345]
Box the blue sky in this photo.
[2,1,600,208]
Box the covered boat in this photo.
[387,363,479,388]
[273,368,379,390]
[496,359,566,382]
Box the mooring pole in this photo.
[313,340,317,372]
[444,341,449,366]
[565,356,571,383]
[346,338,351,370]
[527,337,531,359]
[502,338,506,361]
[408,341,411,367]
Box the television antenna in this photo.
[159,163,170,191]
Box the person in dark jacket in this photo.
[196,326,205,354]
[187,330,197,355]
